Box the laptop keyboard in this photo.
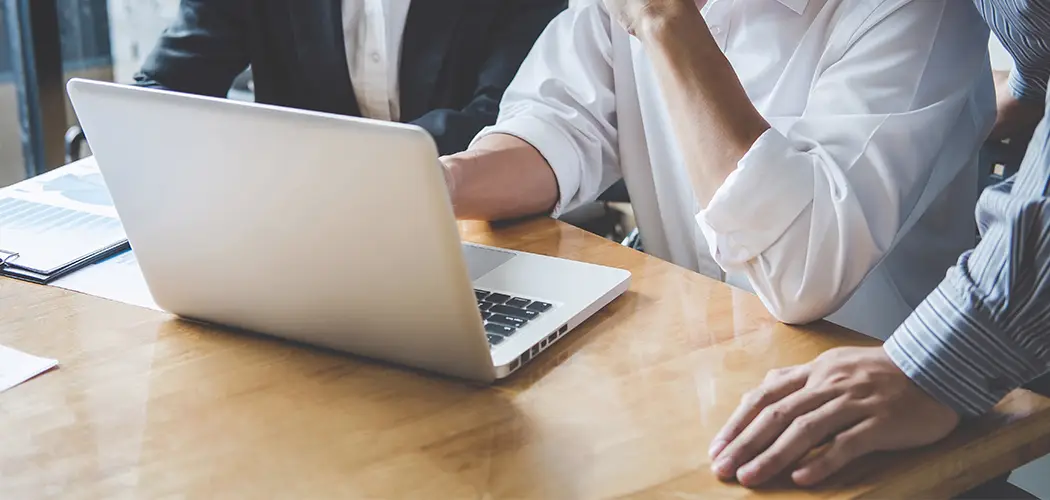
[475,289,554,347]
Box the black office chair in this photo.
[65,125,87,163]
[597,179,642,250]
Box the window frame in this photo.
[4,0,68,177]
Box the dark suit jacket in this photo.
[134,0,565,155]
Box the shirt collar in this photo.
[775,0,809,15]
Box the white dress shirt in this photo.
[475,0,995,339]
[342,0,412,121]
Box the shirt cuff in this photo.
[471,115,582,219]
[884,276,1045,417]
[695,128,815,267]
[1008,68,1048,103]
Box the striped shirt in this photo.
[976,0,1050,101]
[884,0,1050,416]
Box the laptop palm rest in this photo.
[462,244,515,281]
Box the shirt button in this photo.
[371,52,381,63]
[711,26,723,36]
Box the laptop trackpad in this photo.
[462,244,515,280]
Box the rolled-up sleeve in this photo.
[695,0,993,324]
[696,130,816,267]
[470,3,622,218]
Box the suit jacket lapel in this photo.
[287,0,361,116]
[399,0,467,121]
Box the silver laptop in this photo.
[66,78,630,383]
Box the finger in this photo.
[709,366,809,459]
[735,398,867,487]
[791,419,879,487]
[711,384,835,480]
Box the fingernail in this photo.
[708,440,726,458]
[792,468,813,487]
[737,463,756,480]
[711,457,733,476]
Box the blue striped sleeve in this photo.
[977,0,1050,102]
[1010,67,1050,104]
[885,106,1050,416]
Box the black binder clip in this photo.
[0,249,20,268]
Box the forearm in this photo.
[443,134,559,221]
[635,8,769,206]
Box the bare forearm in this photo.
[442,134,560,221]
[636,9,769,206]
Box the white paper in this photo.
[0,345,58,393]
[53,250,160,311]
[0,157,127,272]
[1,157,117,218]
[0,157,156,311]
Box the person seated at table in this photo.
[133,0,565,155]
[705,0,1050,492]
[438,0,994,340]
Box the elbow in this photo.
[738,237,881,328]
[767,303,828,326]
[756,285,846,326]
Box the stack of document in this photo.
[0,158,129,283]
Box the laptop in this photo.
[65,78,631,383]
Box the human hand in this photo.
[601,0,703,35]
[709,346,961,487]
[990,70,1045,141]
[438,155,457,199]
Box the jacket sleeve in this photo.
[410,0,566,155]
[133,0,250,98]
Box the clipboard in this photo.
[0,157,129,285]
[0,241,130,284]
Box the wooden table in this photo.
[3,219,1050,499]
